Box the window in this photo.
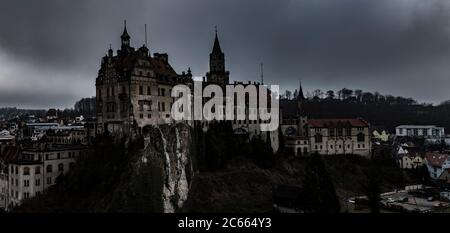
[357,133,365,142]
[139,86,143,95]
[346,128,351,136]
[57,153,61,159]
[161,88,165,96]
[46,177,52,185]
[147,86,151,95]
[329,128,335,137]
[58,163,64,172]
[337,128,343,137]
[24,180,29,187]
[162,102,165,112]
[315,134,323,143]
[46,165,53,173]
[35,179,40,186]
[23,167,30,175]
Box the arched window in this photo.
[58,163,64,172]
[23,167,30,176]
[46,164,53,173]
[357,133,365,142]
[35,166,41,175]
[315,134,323,143]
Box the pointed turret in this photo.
[206,27,229,85]
[121,20,130,48]
[212,33,222,54]
[297,81,305,101]
[297,81,306,116]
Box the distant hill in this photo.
[0,107,46,119]
[305,99,450,132]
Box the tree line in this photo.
[281,87,418,106]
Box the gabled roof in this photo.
[307,118,369,128]
[398,147,408,155]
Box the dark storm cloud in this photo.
[1,0,450,108]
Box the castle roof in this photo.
[307,118,369,128]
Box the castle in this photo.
[95,23,279,151]
[95,23,193,136]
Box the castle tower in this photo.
[297,81,307,137]
[206,28,229,85]
[297,81,305,114]
[121,21,130,48]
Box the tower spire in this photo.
[298,81,305,101]
[121,20,131,48]
[212,27,222,54]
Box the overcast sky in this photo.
[1,0,450,108]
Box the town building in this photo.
[0,130,15,146]
[46,128,87,145]
[425,152,450,180]
[6,144,88,208]
[396,146,424,169]
[395,125,445,139]
[307,118,371,156]
[0,169,8,210]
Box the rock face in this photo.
[141,123,195,213]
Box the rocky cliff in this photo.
[140,123,195,212]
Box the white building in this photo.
[0,130,15,145]
[0,170,8,210]
[6,144,87,208]
[308,118,371,157]
[395,125,445,139]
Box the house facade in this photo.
[395,125,445,139]
[307,119,371,157]
[6,144,88,208]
